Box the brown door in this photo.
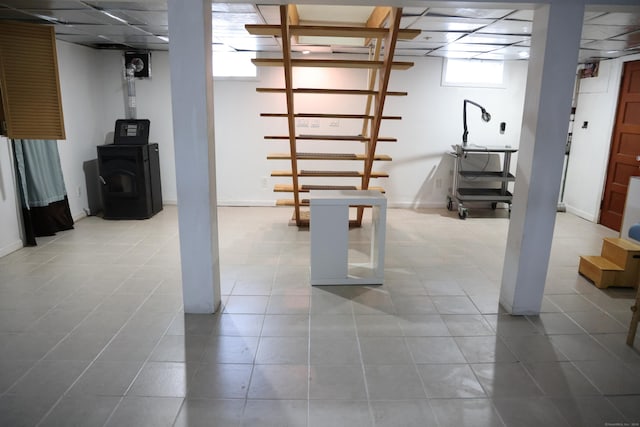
[600,60,640,231]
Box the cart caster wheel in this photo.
[459,209,467,220]
[491,202,497,210]
[447,199,453,211]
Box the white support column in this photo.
[167,0,221,314]
[500,2,584,315]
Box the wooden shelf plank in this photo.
[268,152,392,161]
[257,88,408,96]
[252,58,413,70]
[246,24,420,40]
[265,135,397,142]
[261,113,402,120]
[274,184,385,193]
[271,170,389,178]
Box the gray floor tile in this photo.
[397,314,451,337]
[371,399,438,427]
[607,395,640,422]
[522,361,600,396]
[248,364,307,399]
[39,395,120,427]
[174,398,244,427]
[501,335,567,362]
[364,365,426,399]
[242,399,308,427]
[200,336,258,364]
[309,365,367,399]
[105,396,183,427]
[150,335,209,363]
[442,314,495,336]
[261,314,309,336]
[418,363,486,398]
[455,336,517,363]
[550,396,628,427]
[471,363,544,397]
[309,337,361,365]
[255,336,308,364]
[9,360,89,398]
[355,314,403,337]
[573,360,640,395]
[308,400,371,427]
[128,361,192,397]
[0,394,59,427]
[187,364,252,399]
[430,398,505,427]
[405,336,466,364]
[359,337,413,364]
[0,360,36,394]
[212,314,264,337]
[493,397,570,427]
[68,360,143,396]
[431,295,481,314]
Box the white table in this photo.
[309,190,387,285]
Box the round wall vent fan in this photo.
[124,52,151,78]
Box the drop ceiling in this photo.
[1,0,639,63]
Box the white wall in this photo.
[211,55,528,207]
[91,51,528,208]
[0,136,21,257]
[56,41,110,219]
[564,53,640,222]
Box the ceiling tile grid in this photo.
[0,1,638,61]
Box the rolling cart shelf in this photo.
[448,144,517,219]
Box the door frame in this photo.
[599,57,640,230]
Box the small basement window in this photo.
[442,59,505,88]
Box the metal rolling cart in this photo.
[447,144,518,219]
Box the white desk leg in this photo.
[310,204,349,284]
[371,203,386,280]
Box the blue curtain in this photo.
[12,139,73,244]
[14,139,67,208]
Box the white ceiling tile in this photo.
[444,43,502,52]
[426,8,514,20]
[427,50,476,59]
[401,7,427,16]
[582,39,636,51]
[85,2,166,11]
[393,49,429,56]
[115,10,167,26]
[419,31,467,43]
[256,5,280,25]
[20,9,104,24]
[409,16,493,32]
[490,46,531,56]
[582,24,634,40]
[1,0,84,8]
[474,53,510,60]
[479,20,532,35]
[459,33,529,45]
[396,40,446,50]
[585,12,640,26]
[505,10,533,21]
[69,24,148,36]
[212,4,256,13]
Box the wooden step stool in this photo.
[578,237,640,289]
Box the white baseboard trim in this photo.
[163,199,177,205]
[387,201,447,209]
[72,210,87,222]
[0,240,23,258]
[216,200,277,207]
[565,205,597,223]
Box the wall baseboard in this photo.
[217,200,276,207]
[0,240,23,258]
[565,205,597,223]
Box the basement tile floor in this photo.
[0,206,639,426]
